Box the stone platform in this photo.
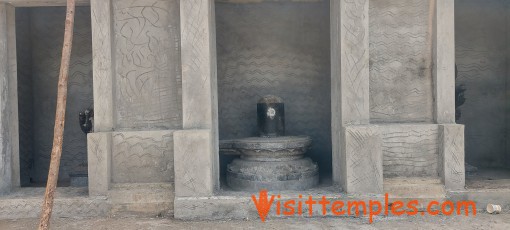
[225,136,319,191]
[0,183,174,219]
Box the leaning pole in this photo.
[38,0,76,229]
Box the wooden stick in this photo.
[38,0,76,229]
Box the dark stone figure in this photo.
[79,109,94,134]
[455,64,467,121]
[257,95,285,137]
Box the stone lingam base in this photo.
[225,136,319,191]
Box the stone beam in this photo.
[331,0,370,188]
[433,0,455,123]
[179,0,219,193]
[90,0,114,132]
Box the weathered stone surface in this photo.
[434,0,455,123]
[87,132,112,196]
[439,124,465,190]
[6,4,18,189]
[113,0,182,130]
[331,0,370,187]
[343,125,383,194]
[108,183,174,217]
[174,130,214,197]
[227,158,319,191]
[0,3,11,195]
[111,130,174,183]
[91,0,114,132]
[381,124,439,178]
[369,0,434,123]
[180,0,219,191]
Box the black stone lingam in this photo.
[257,95,285,137]
[224,95,319,191]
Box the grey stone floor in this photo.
[1,214,510,230]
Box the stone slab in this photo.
[343,125,383,194]
[439,124,465,191]
[109,183,174,217]
[174,129,214,197]
[87,132,112,196]
[369,0,434,123]
[111,130,175,183]
[0,187,109,219]
[380,124,439,178]
[113,0,182,130]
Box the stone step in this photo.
[384,177,446,199]
[108,183,174,217]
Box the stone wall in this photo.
[369,0,434,123]
[113,0,182,131]
[215,1,332,175]
[16,7,93,184]
[455,0,510,168]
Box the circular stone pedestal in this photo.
[226,136,319,191]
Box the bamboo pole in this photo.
[38,0,76,229]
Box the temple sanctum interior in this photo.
[0,0,509,220]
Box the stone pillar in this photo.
[87,132,112,196]
[439,124,465,190]
[330,0,372,191]
[91,0,114,132]
[433,0,455,124]
[176,0,219,196]
[88,0,114,197]
[0,3,18,195]
[0,3,11,195]
[343,126,383,194]
[6,3,19,189]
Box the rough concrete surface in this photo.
[1,214,510,230]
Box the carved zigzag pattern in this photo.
[369,0,434,123]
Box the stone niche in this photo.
[455,0,510,186]
[16,6,93,186]
[215,0,332,186]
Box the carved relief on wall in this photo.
[113,0,181,130]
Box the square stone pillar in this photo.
[87,132,112,196]
[343,126,383,194]
[0,3,18,195]
[178,0,219,195]
[433,0,455,123]
[439,124,465,191]
[330,0,371,192]
[91,0,114,132]
[174,130,214,197]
